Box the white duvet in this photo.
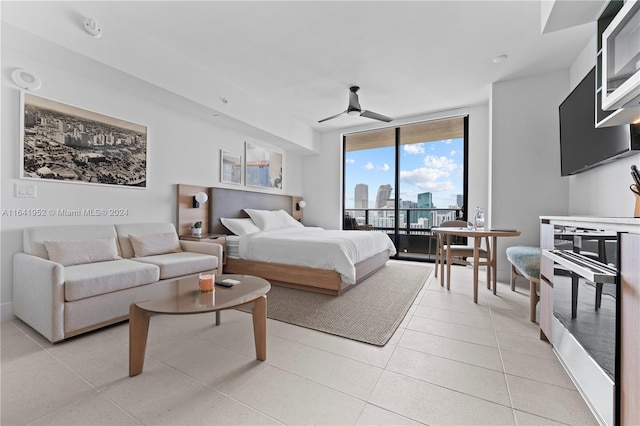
[237,227,397,284]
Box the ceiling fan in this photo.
[318,86,393,123]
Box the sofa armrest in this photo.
[13,253,65,343]
[180,241,223,276]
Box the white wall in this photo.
[1,41,302,320]
[490,70,570,281]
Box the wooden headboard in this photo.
[176,184,210,236]
[209,187,303,234]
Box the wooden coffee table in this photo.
[129,274,270,376]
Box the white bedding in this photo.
[237,227,397,284]
[225,235,240,258]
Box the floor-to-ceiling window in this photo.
[343,116,468,261]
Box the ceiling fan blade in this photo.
[318,111,347,123]
[319,86,392,124]
[360,110,393,122]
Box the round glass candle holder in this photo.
[198,273,214,292]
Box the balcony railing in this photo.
[344,207,464,260]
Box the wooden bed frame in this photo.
[207,187,391,295]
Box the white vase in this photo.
[192,227,202,236]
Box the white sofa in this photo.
[13,223,222,343]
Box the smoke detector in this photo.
[82,18,102,38]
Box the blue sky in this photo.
[345,138,464,209]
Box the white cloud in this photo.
[449,150,456,156]
[423,155,457,171]
[398,155,459,192]
[404,143,425,155]
[400,167,456,191]
[364,162,374,170]
[401,167,447,182]
[345,157,355,164]
[378,163,390,171]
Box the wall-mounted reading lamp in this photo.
[193,191,208,208]
[295,200,306,211]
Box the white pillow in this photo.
[244,209,303,231]
[44,237,121,266]
[129,232,182,257]
[220,217,261,236]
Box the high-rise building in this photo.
[375,184,392,209]
[354,184,368,209]
[417,192,433,227]
[456,194,463,209]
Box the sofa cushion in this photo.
[23,225,119,259]
[44,237,121,266]
[64,259,160,302]
[115,223,180,259]
[133,252,218,280]
[129,232,182,257]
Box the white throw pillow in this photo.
[220,217,261,236]
[244,209,303,231]
[44,237,121,266]
[129,232,182,257]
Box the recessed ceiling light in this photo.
[493,54,508,63]
[12,69,41,91]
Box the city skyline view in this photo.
[345,137,464,210]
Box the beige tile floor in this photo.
[1,262,599,425]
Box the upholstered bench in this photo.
[506,246,541,323]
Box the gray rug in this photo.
[239,261,433,346]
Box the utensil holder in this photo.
[634,185,640,218]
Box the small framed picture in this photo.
[245,141,283,190]
[220,150,242,185]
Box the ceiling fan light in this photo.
[347,110,360,116]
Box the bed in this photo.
[209,187,396,295]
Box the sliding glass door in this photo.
[343,116,468,261]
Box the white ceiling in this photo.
[2,1,605,136]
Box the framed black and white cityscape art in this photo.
[244,141,283,190]
[220,150,242,185]
[20,92,148,188]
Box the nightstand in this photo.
[179,234,227,265]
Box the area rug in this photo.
[239,261,433,346]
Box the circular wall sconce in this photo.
[11,69,42,91]
[193,191,209,208]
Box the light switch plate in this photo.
[15,183,36,198]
